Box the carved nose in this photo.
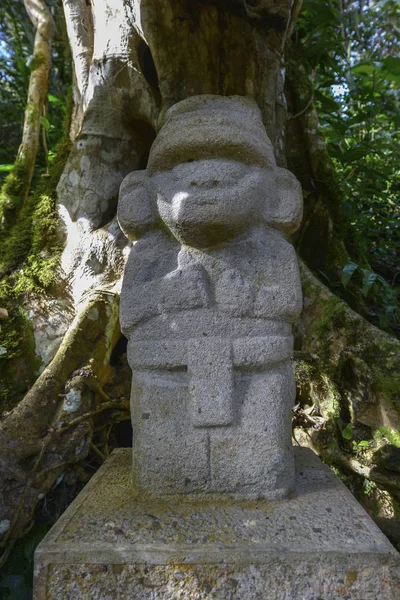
[188,338,234,428]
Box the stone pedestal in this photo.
[34,447,400,599]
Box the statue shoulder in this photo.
[124,230,180,282]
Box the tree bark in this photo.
[0,0,54,225]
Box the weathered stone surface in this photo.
[118,95,303,500]
[34,448,400,600]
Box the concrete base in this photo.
[34,448,400,599]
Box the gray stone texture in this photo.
[118,95,303,500]
[34,448,400,600]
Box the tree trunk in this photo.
[1,0,399,563]
[0,0,54,228]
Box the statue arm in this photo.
[120,248,210,333]
[252,240,303,321]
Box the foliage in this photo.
[0,0,71,185]
[297,0,400,335]
[0,0,72,410]
[341,259,399,329]
[0,95,72,410]
[0,0,33,170]
[0,0,72,277]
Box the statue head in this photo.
[118,95,302,247]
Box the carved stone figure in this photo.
[118,95,303,500]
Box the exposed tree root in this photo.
[297,262,400,433]
[0,290,126,566]
[294,263,400,542]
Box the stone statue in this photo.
[117,95,303,500]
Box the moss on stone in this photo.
[392,498,400,520]
[319,374,341,420]
[374,427,400,449]
[311,295,343,334]
[373,372,400,409]
[293,359,315,380]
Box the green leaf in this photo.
[361,270,377,298]
[342,423,353,440]
[342,147,371,164]
[379,312,390,330]
[315,90,340,112]
[382,57,400,76]
[0,164,14,172]
[351,63,378,76]
[382,71,400,85]
[47,93,62,105]
[39,116,50,130]
[327,118,348,136]
[341,261,358,287]
[358,440,370,448]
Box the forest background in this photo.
[0,0,399,597]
